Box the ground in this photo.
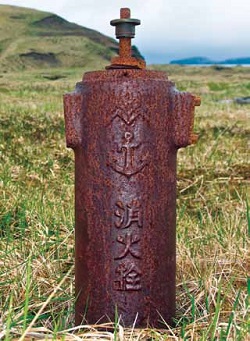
[0,65,249,340]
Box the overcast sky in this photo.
[0,0,249,63]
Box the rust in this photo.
[120,8,131,19]
[109,8,146,69]
[64,8,200,328]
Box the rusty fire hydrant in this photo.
[64,8,200,327]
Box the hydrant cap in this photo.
[108,8,146,69]
[110,18,140,38]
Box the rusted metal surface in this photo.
[64,8,200,328]
[109,8,146,69]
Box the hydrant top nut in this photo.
[110,19,140,38]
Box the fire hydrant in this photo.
[64,8,200,327]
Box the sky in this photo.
[0,0,249,64]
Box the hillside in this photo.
[0,5,143,71]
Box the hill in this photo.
[0,5,143,71]
[170,56,250,65]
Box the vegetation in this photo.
[0,4,116,72]
[0,62,249,340]
[0,5,143,73]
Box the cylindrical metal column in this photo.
[64,8,200,328]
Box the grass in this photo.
[0,5,142,73]
[0,4,118,72]
[0,65,249,340]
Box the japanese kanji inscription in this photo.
[113,261,142,291]
[115,199,142,229]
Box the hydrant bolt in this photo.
[109,8,146,69]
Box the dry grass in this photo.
[0,65,249,340]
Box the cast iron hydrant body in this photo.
[64,9,200,327]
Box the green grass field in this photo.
[0,65,249,340]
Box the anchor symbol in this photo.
[110,132,147,178]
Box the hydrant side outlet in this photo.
[63,8,200,328]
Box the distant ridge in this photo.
[170,56,250,65]
[0,5,144,71]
